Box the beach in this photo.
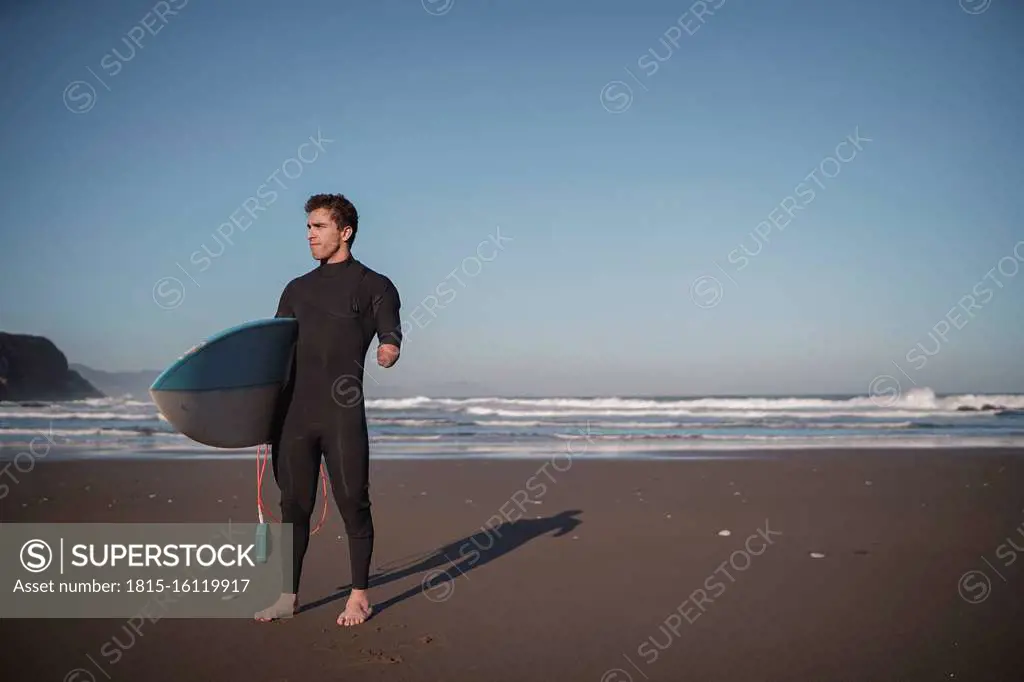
[2,449,1023,681]
[4,1,1023,680]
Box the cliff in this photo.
[0,332,104,402]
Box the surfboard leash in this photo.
[255,443,330,534]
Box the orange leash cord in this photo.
[256,443,330,535]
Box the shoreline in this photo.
[5,443,1024,462]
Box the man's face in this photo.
[306,207,351,260]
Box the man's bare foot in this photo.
[337,589,373,626]
[255,592,297,622]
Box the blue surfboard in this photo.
[150,318,298,448]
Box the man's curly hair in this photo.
[305,193,359,245]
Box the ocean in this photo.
[2,387,1024,460]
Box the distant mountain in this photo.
[70,364,160,400]
[0,332,103,401]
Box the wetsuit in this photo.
[272,257,402,593]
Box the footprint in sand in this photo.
[359,648,403,664]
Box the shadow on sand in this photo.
[298,509,583,615]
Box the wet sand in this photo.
[2,449,1023,681]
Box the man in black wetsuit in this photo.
[255,193,402,626]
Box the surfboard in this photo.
[150,318,298,448]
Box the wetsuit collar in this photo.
[317,255,358,277]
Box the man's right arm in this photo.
[275,282,294,318]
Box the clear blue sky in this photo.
[1,0,1022,396]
